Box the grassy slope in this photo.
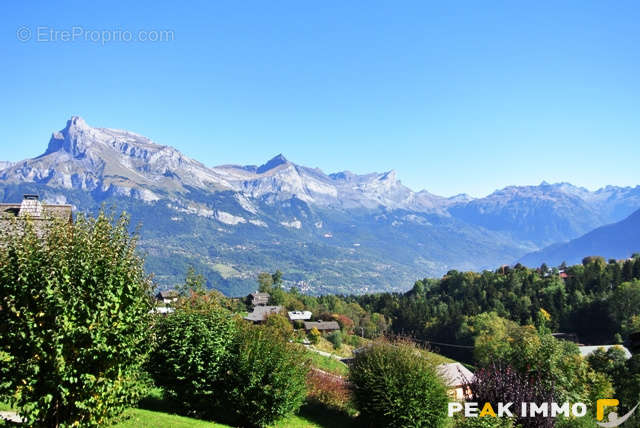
[113,409,227,427]
[308,352,349,376]
[2,345,455,428]
[111,403,356,428]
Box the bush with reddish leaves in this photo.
[463,362,556,428]
[306,369,352,411]
[333,314,355,333]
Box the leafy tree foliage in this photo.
[0,212,152,427]
[216,323,309,427]
[147,308,237,417]
[349,256,640,362]
[469,313,613,411]
[264,312,294,340]
[588,350,640,427]
[349,341,448,428]
[327,330,343,349]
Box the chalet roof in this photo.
[248,292,270,305]
[288,310,312,321]
[244,305,283,322]
[436,363,474,388]
[578,345,632,359]
[0,195,72,222]
[157,290,179,299]
[304,321,340,331]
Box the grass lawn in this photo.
[310,337,354,358]
[420,349,456,365]
[112,408,228,427]
[109,402,356,428]
[109,387,356,428]
[308,352,349,377]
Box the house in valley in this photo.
[436,362,474,400]
[156,290,179,305]
[288,311,312,321]
[244,305,283,323]
[247,292,270,307]
[303,321,340,333]
[1,194,72,236]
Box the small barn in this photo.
[303,321,340,333]
[436,362,474,400]
[244,305,283,323]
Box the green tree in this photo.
[350,341,448,428]
[257,272,274,293]
[177,265,206,296]
[327,330,343,349]
[0,212,152,427]
[474,320,613,409]
[147,308,237,417]
[217,324,309,427]
[609,280,640,337]
[264,313,294,340]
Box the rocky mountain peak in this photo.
[66,116,89,130]
[256,154,289,174]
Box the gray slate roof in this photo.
[244,305,283,322]
[248,292,270,306]
[304,321,340,331]
[578,345,632,359]
[436,362,475,388]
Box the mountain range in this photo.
[1,116,639,295]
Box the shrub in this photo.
[0,212,152,427]
[327,330,343,349]
[454,416,516,428]
[349,341,448,428]
[308,327,321,344]
[217,324,310,426]
[264,312,294,340]
[307,369,352,411]
[333,314,355,333]
[147,308,237,417]
[464,362,555,428]
[343,333,363,348]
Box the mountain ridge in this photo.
[519,208,640,267]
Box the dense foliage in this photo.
[467,312,613,407]
[349,341,448,428]
[0,212,152,427]
[148,286,310,427]
[465,363,554,428]
[216,323,310,427]
[147,309,237,416]
[352,256,640,360]
[587,349,640,426]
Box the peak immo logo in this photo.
[596,399,639,427]
[449,399,639,427]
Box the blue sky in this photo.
[1,1,639,197]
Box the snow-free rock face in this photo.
[0,161,13,171]
[1,116,232,199]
